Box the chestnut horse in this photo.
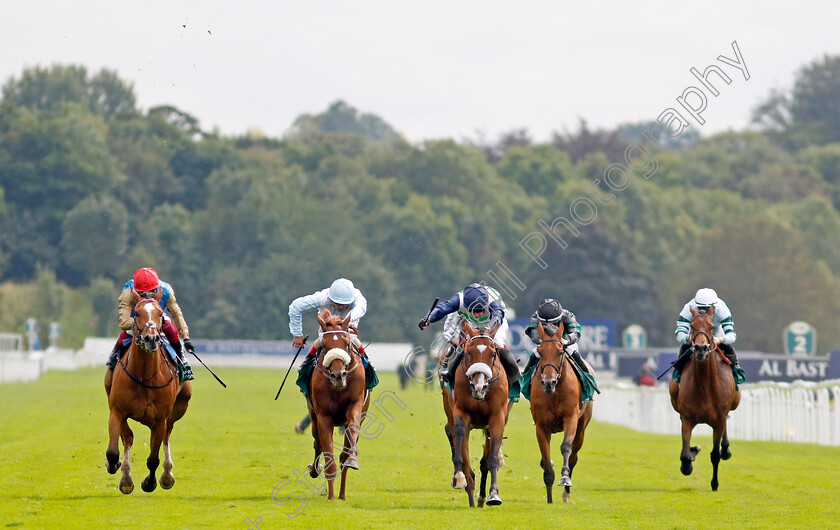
[306,309,371,500]
[530,321,593,503]
[447,321,510,508]
[669,306,741,491]
[105,292,191,494]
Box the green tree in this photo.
[60,195,129,285]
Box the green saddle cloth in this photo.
[296,356,379,398]
[672,363,746,389]
[519,360,597,403]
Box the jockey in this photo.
[522,298,595,383]
[104,267,194,389]
[674,288,741,375]
[290,278,375,433]
[418,283,520,386]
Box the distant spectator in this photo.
[634,359,657,387]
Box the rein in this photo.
[118,346,177,390]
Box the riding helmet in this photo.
[537,298,563,323]
[133,267,160,292]
[329,278,356,305]
[694,288,717,308]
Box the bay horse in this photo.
[447,321,510,507]
[306,309,371,500]
[105,291,191,494]
[668,306,741,491]
[530,320,593,503]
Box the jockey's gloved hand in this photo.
[418,318,430,330]
[183,339,195,354]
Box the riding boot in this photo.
[719,343,740,367]
[521,352,540,373]
[171,340,194,381]
[440,347,464,384]
[571,350,599,393]
[672,344,692,372]
[106,339,129,370]
[498,347,521,384]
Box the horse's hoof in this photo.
[562,491,571,503]
[711,479,719,491]
[486,493,502,506]
[141,476,157,493]
[558,476,572,487]
[119,479,134,495]
[721,448,732,460]
[477,496,485,508]
[107,461,121,475]
[452,471,467,489]
[680,460,693,476]
[343,458,359,470]
[690,446,701,459]
[160,473,175,490]
[308,464,321,478]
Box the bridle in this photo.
[462,332,500,383]
[537,338,567,380]
[689,312,715,356]
[120,299,176,389]
[317,329,361,379]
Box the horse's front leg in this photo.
[106,410,123,475]
[679,416,701,476]
[558,411,579,488]
[710,419,726,491]
[338,406,364,500]
[535,423,554,504]
[451,413,475,507]
[485,414,505,506]
[477,432,489,508]
[141,422,165,493]
[314,415,337,500]
[118,419,134,494]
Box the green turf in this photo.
[0,367,837,528]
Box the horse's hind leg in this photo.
[106,410,123,475]
[721,427,732,460]
[477,446,489,508]
[141,422,165,493]
[444,423,455,459]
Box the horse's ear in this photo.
[488,321,501,338]
[557,322,565,339]
[130,289,141,305]
[707,305,715,316]
[341,314,351,330]
[537,320,547,340]
[690,307,698,317]
[317,311,327,330]
[153,289,163,303]
[461,320,476,338]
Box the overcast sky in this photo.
[1,1,837,143]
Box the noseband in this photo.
[463,333,500,383]
[132,299,163,353]
[317,329,361,378]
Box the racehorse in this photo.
[447,321,510,507]
[669,306,741,491]
[105,291,191,494]
[306,309,371,500]
[529,320,593,503]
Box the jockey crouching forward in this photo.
[290,279,378,432]
[522,298,599,395]
[419,283,520,389]
[104,267,194,392]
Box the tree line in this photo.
[3,56,840,353]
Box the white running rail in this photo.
[594,381,840,446]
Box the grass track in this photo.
[1,367,838,528]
